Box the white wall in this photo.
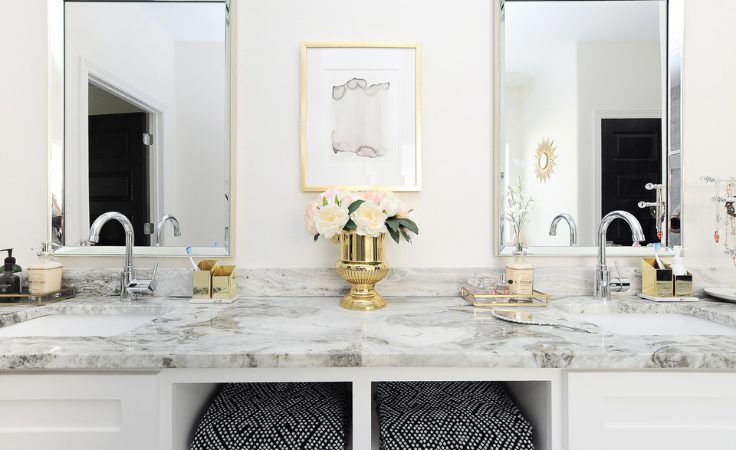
[505,43,579,248]
[0,0,735,273]
[576,41,663,244]
[173,41,226,248]
[0,0,48,264]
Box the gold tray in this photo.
[460,286,549,308]
[0,287,76,306]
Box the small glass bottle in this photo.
[495,273,511,296]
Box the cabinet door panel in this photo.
[0,373,158,450]
[568,372,736,450]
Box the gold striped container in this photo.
[336,232,389,311]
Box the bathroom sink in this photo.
[0,314,160,337]
[570,313,736,336]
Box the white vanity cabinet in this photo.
[567,372,736,450]
[0,373,158,450]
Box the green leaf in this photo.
[335,195,340,206]
[347,199,365,215]
[386,218,400,232]
[313,234,319,242]
[396,218,419,235]
[344,220,357,231]
[400,228,412,243]
[322,196,328,207]
[387,226,401,244]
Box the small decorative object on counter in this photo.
[460,285,549,308]
[641,257,675,298]
[192,259,218,299]
[212,265,237,300]
[506,243,534,296]
[495,273,510,295]
[0,249,21,295]
[306,189,418,311]
[27,242,63,296]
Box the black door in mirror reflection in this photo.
[601,118,662,246]
[88,112,150,246]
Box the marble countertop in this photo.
[1,295,736,370]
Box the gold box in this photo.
[674,272,694,297]
[642,258,674,298]
[212,265,237,299]
[192,259,218,298]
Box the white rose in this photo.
[379,192,403,217]
[314,204,349,239]
[351,202,388,237]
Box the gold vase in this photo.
[336,231,388,311]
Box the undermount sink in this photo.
[0,314,161,337]
[571,313,736,336]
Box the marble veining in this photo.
[61,266,736,299]
[1,295,736,370]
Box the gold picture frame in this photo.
[300,42,422,192]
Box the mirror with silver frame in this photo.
[494,0,683,256]
[49,0,233,257]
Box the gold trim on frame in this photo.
[300,42,422,192]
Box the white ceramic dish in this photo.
[704,287,736,302]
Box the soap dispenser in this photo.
[0,249,22,295]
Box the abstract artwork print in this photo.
[331,78,391,158]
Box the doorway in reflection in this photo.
[88,83,151,246]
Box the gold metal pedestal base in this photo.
[340,285,386,311]
[336,232,389,311]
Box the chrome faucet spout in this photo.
[88,212,136,301]
[155,214,181,246]
[594,211,646,300]
[549,213,578,246]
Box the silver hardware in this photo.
[548,213,578,246]
[143,223,155,235]
[125,262,159,298]
[638,183,666,241]
[154,214,181,246]
[594,211,646,301]
[88,212,137,302]
[609,261,631,293]
[142,133,153,146]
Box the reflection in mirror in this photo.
[496,0,682,255]
[56,1,230,253]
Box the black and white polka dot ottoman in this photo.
[191,382,351,450]
[374,381,535,450]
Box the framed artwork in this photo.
[300,42,421,192]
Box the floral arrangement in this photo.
[305,189,418,243]
[505,177,534,244]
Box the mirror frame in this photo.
[47,0,236,258]
[493,0,684,256]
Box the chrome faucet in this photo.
[549,213,578,246]
[88,212,158,301]
[154,214,181,246]
[594,211,646,300]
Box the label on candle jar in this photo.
[507,268,533,296]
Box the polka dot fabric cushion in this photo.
[374,381,534,450]
[191,382,351,450]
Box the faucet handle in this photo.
[609,261,631,294]
[126,262,159,297]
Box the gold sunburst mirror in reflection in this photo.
[534,138,557,182]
